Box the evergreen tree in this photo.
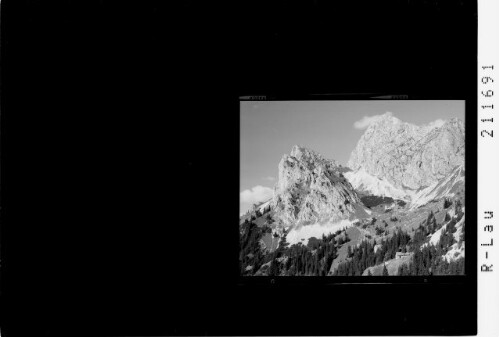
[269,259,278,276]
[368,269,373,276]
[279,234,289,250]
[426,211,437,233]
[382,264,389,276]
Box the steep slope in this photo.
[362,253,413,276]
[271,146,370,234]
[344,168,410,200]
[411,164,464,209]
[348,113,464,191]
[428,211,465,262]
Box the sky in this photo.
[240,100,464,215]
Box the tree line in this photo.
[399,207,465,275]
[241,199,465,276]
[240,218,353,276]
[334,205,465,276]
[333,229,411,276]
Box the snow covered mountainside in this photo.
[344,163,465,208]
[344,168,411,200]
[410,164,464,209]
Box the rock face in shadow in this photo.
[348,113,465,190]
[272,145,365,227]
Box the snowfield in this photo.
[344,168,409,200]
[343,165,464,211]
[429,224,447,246]
[410,164,464,209]
[285,219,354,246]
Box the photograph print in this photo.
[240,101,465,277]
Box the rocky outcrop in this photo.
[348,113,464,190]
[272,145,367,227]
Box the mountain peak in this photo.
[379,111,400,121]
[273,146,363,226]
[348,115,464,190]
[290,144,309,158]
[445,117,464,128]
[369,112,401,128]
[286,145,337,167]
[290,144,321,158]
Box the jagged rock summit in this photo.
[272,145,367,227]
[348,113,464,191]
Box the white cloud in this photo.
[240,185,273,205]
[427,119,445,130]
[263,176,275,181]
[353,111,393,130]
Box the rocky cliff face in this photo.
[272,145,367,227]
[348,113,464,190]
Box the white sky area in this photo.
[239,185,273,214]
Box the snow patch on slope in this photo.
[410,182,440,209]
[345,164,464,210]
[286,219,353,246]
[453,214,465,242]
[410,165,464,209]
[447,207,455,219]
[344,168,409,200]
[444,242,465,262]
[429,224,447,246]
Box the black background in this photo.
[2,0,477,336]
